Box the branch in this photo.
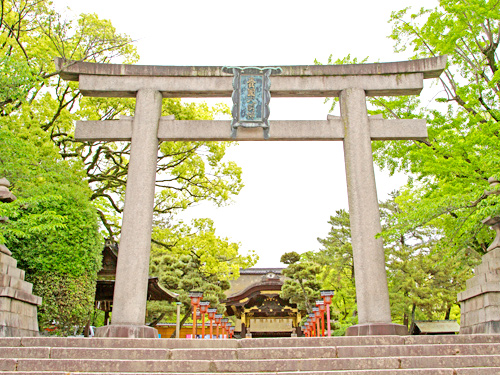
[151,238,176,250]
[96,209,116,238]
[147,312,165,327]
[90,193,123,213]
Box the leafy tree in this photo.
[380,192,476,328]
[0,0,138,334]
[279,251,321,314]
[1,0,243,240]
[1,0,245,333]
[372,0,499,256]
[311,195,476,332]
[316,0,499,260]
[0,126,102,335]
[280,251,301,265]
[313,2,498,331]
[148,219,257,336]
[307,209,357,328]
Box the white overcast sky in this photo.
[53,0,439,267]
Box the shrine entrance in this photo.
[56,56,446,338]
[224,268,300,338]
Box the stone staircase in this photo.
[1,335,500,374]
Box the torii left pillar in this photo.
[95,89,162,338]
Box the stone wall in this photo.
[0,178,42,336]
[458,247,500,334]
[0,251,42,336]
[458,177,500,334]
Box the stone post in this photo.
[96,89,162,338]
[176,302,181,338]
[340,88,407,336]
[458,177,500,334]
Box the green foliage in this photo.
[0,55,40,108]
[1,0,244,334]
[152,218,257,280]
[280,252,321,314]
[310,195,476,333]
[280,251,301,265]
[148,219,257,326]
[380,192,477,327]
[311,1,499,332]
[317,0,499,258]
[371,0,500,255]
[28,273,97,336]
[306,209,357,328]
[0,0,135,332]
[0,126,102,333]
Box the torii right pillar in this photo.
[341,88,406,336]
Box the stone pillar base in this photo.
[460,321,500,335]
[0,326,39,337]
[346,323,408,336]
[95,325,158,338]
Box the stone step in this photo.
[1,335,500,349]
[336,343,500,358]
[1,343,500,360]
[2,370,500,375]
[2,355,500,373]
[0,337,236,349]
[403,334,500,345]
[2,336,500,374]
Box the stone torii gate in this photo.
[56,56,446,338]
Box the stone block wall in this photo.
[458,247,500,334]
[0,252,42,337]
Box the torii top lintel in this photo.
[55,56,446,98]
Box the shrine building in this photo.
[224,268,301,338]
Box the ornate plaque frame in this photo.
[222,66,282,139]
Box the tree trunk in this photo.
[148,312,166,327]
[444,306,451,320]
[298,280,312,313]
[409,303,416,334]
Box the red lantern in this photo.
[316,300,326,337]
[214,314,222,338]
[320,290,334,337]
[308,313,316,337]
[189,291,203,339]
[207,308,217,339]
[199,301,210,339]
[221,318,229,339]
[313,307,321,337]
